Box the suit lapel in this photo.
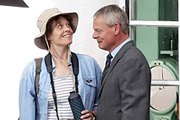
[98,41,135,99]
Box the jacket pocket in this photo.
[83,77,97,88]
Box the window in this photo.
[129,0,179,119]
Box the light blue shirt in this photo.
[19,53,102,120]
[111,38,131,61]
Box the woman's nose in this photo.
[64,25,72,32]
[64,27,70,32]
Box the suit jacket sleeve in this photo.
[119,50,151,120]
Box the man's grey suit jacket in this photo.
[97,41,151,120]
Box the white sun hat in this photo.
[34,8,78,50]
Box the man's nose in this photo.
[92,32,98,39]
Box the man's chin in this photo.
[98,45,105,50]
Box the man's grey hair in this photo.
[93,4,129,34]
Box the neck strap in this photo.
[45,52,79,119]
[45,52,59,120]
[71,52,79,93]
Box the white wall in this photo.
[0,0,125,119]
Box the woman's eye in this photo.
[66,24,71,28]
[57,25,62,29]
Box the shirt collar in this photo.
[111,37,131,60]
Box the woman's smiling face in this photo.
[48,16,73,47]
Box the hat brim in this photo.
[34,12,78,50]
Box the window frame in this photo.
[128,0,180,118]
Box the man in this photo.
[92,4,151,120]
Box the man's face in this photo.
[92,15,116,52]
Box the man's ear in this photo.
[114,22,120,35]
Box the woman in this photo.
[19,8,102,120]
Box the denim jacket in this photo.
[19,53,102,120]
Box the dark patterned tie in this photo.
[104,54,113,71]
[102,53,113,80]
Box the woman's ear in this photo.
[47,35,52,41]
[114,22,120,35]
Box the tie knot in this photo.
[103,53,113,75]
[107,53,113,60]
